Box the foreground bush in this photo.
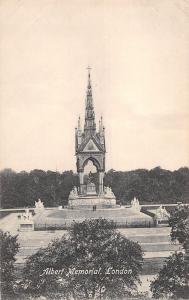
[151,205,189,299]
[151,252,189,299]
[0,230,19,296]
[20,219,143,300]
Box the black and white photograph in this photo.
[0,1,189,299]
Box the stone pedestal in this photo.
[68,195,116,208]
[18,209,34,231]
[86,182,96,195]
[68,185,116,209]
[19,221,34,231]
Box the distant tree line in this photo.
[0,167,189,208]
[0,169,79,208]
[104,167,189,204]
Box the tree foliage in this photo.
[0,168,78,208]
[169,205,189,253]
[0,230,20,295]
[104,167,189,204]
[21,219,143,299]
[150,252,189,299]
[1,167,189,208]
[151,205,189,299]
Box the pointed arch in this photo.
[82,157,101,172]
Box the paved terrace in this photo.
[33,207,153,228]
[0,212,182,268]
[0,212,183,293]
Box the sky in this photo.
[0,0,189,173]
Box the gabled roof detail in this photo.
[83,139,100,152]
[77,135,104,153]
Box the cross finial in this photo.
[86,66,92,90]
[87,66,92,72]
[87,66,92,78]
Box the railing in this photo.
[34,220,154,231]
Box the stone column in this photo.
[99,171,104,195]
[79,171,84,195]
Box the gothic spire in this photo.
[84,67,96,135]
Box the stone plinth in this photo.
[68,195,116,208]
[18,209,34,231]
[86,182,97,195]
[68,186,117,208]
[19,222,34,232]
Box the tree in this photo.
[151,205,189,298]
[0,230,20,295]
[0,169,76,208]
[150,252,189,299]
[21,219,143,299]
[169,205,189,253]
[104,167,189,204]
[1,167,189,208]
